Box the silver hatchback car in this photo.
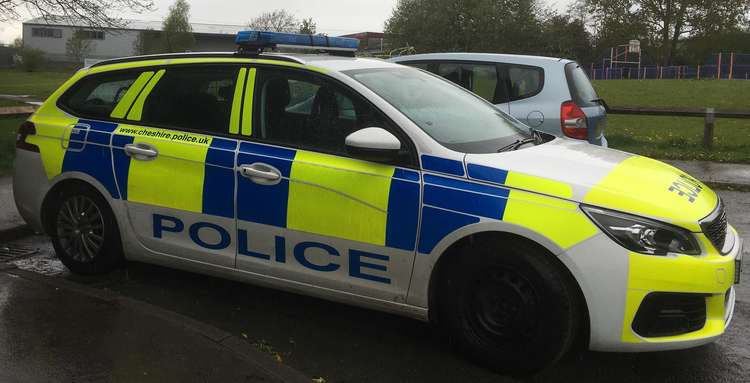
[390,53,608,146]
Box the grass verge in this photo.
[0,69,73,101]
[606,115,750,163]
[592,80,750,111]
[0,117,24,175]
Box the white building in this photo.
[22,17,245,62]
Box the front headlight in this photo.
[581,205,700,256]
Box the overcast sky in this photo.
[1,0,574,44]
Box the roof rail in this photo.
[88,52,305,68]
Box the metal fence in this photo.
[588,52,750,80]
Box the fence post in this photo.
[703,108,715,149]
[729,52,734,80]
[697,65,701,80]
[717,52,722,79]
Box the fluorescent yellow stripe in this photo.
[505,171,573,199]
[115,125,211,212]
[503,190,597,249]
[127,69,166,121]
[229,68,247,135]
[241,68,256,136]
[110,71,154,119]
[287,151,394,245]
[88,58,327,75]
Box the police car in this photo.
[12,31,742,372]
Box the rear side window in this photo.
[565,62,599,107]
[139,65,240,135]
[507,65,543,101]
[402,61,509,104]
[59,72,140,119]
[436,63,505,104]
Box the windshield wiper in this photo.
[496,128,543,153]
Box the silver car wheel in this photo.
[56,195,105,263]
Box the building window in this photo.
[31,28,62,39]
[76,30,105,40]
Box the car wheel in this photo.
[439,237,581,373]
[49,185,123,274]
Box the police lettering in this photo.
[668,174,703,203]
[153,214,391,284]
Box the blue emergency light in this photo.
[235,30,359,54]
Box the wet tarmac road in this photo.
[5,190,750,382]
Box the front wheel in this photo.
[439,237,581,373]
[49,185,123,274]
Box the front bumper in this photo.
[561,225,741,352]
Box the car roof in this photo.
[88,51,400,73]
[389,52,574,65]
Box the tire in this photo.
[438,236,581,374]
[48,184,124,274]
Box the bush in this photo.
[19,48,46,72]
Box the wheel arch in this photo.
[417,223,591,347]
[40,172,120,235]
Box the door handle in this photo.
[239,163,281,185]
[124,143,158,161]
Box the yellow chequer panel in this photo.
[503,190,598,249]
[584,156,718,232]
[287,151,395,245]
[116,125,212,213]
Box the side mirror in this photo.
[345,127,402,163]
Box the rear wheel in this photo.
[439,237,580,373]
[49,185,123,274]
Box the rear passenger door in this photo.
[234,67,421,301]
[110,65,241,267]
[504,64,545,128]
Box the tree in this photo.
[161,0,194,53]
[66,29,95,63]
[580,0,750,65]
[299,17,317,34]
[385,0,545,54]
[540,14,594,62]
[132,29,161,55]
[1,0,153,29]
[248,9,299,32]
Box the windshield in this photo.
[345,67,529,153]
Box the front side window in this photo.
[256,68,395,156]
[59,71,140,119]
[508,65,543,101]
[347,67,529,154]
[139,65,239,134]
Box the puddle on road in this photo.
[6,235,66,276]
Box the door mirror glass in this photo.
[345,127,401,163]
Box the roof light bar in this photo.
[235,30,359,54]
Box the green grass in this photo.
[592,80,750,111]
[0,69,73,101]
[606,115,750,163]
[0,117,24,175]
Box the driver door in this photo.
[234,67,421,302]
